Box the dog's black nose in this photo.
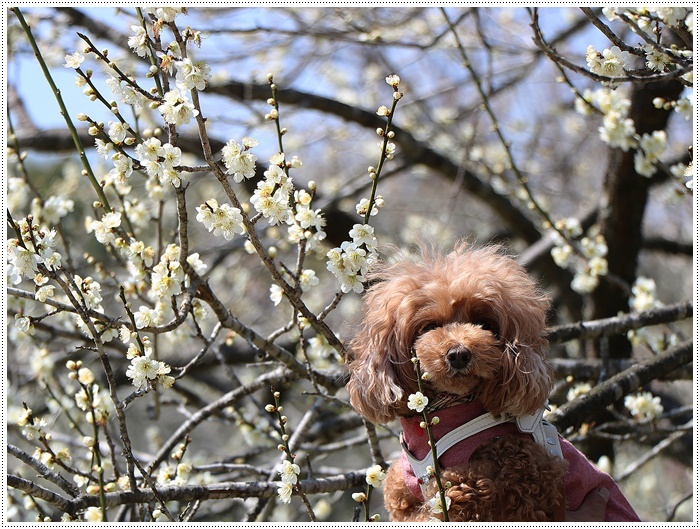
[447,346,472,370]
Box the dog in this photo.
[347,243,640,522]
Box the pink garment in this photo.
[400,401,640,522]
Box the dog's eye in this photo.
[474,320,496,333]
[420,323,439,334]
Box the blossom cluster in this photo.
[549,218,609,294]
[7,218,62,286]
[134,137,184,188]
[629,276,661,313]
[576,4,692,185]
[124,336,174,391]
[276,459,301,504]
[326,223,378,294]
[586,45,631,79]
[624,391,664,422]
[196,198,245,240]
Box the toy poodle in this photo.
[347,243,640,522]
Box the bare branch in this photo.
[549,339,692,432]
[547,302,692,343]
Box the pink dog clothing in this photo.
[400,401,640,522]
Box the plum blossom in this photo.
[128,25,149,57]
[429,491,451,515]
[365,464,387,487]
[629,277,661,312]
[599,112,635,151]
[15,314,35,336]
[175,58,211,91]
[407,392,429,413]
[326,238,376,294]
[125,353,173,391]
[63,52,84,69]
[7,241,41,284]
[624,391,663,421]
[108,121,129,144]
[87,211,122,246]
[151,260,184,299]
[159,89,199,125]
[250,167,294,226]
[108,153,134,186]
[221,138,258,182]
[277,482,293,504]
[278,460,301,485]
[38,196,75,224]
[349,223,378,250]
[571,270,599,294]
[586,45,631,78]
[134,305,161,329]
[196,199,245,240]
[135,137,164,163]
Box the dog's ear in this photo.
[476,340,552,417]
[346,346,406,424]
[346,274,418,424]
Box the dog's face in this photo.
[347,244,552,424]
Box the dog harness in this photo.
[398,399,641,520]
[401,402,563,493]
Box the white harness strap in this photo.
[401,403,563,488]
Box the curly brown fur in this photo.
[436,437,567,522]
[347,242,567,521]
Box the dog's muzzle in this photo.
[446,345,472,371]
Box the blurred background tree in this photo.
[6,6,693,522]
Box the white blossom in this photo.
[107,121,129,144]
[277,482,293,504]
[407,392,429,413]
[630,277,660,312]
[298,269,319,292]
[278,460,301,485]
[639,130,667,162]
[365,464,387,487]
[587,45,631,78]
[39,196,75,224]
[624,391,663,421]
[35,285,55,303]
[7,241,41,284]
[108,153,134,186]
[175,58,211,91]
[599,113,635,151]
[270,284,284,306]
[222,139,258,182]
[126,354,172,391]
[567,382,591,402]
[135,137,163,163]
[429,491,452,515]
[128,25,149,57]
[571,270,599,294]
[15,314,35,336]
[159,89,199,126]
[196,199,245,240]
[63,52,84,69]
[349,223,378,250]
[134,305,160,329]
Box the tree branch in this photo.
[547,301,692,343]
[549,339,692,432]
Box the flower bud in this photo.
[352,492,367,503]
